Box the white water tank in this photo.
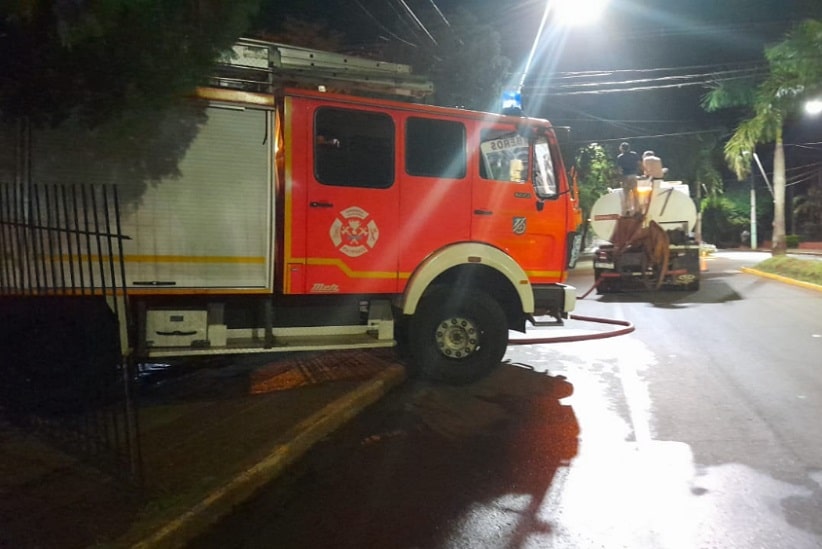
[590,180,697,242]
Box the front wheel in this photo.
[409,287,508,385]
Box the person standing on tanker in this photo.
[642,150,665,180]
[617,142,641,215]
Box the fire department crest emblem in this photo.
[512,216,527,235]
[330,206,379,257]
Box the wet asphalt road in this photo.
[192,251,822,549]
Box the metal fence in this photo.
[0,182,129,297]
[0,181,142,483]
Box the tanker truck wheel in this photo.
[594,268,616,294]
[409,287,507,385]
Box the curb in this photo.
[741,267,822,293]
[128,363,407,549]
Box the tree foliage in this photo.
[360,6,510,111]
[701,18,822,254]
[765,19,822,100]
[0,0,261,128]
[573,143,617,220]
[793,183,822,239]
[254,16,346,51]
[663,134,724,197]
[700,195,751,246]
[254,6,509,110]
[421,8,509,111]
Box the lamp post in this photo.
[743,151,758,250]
[749,169,757,250]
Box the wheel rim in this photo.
[434,316,479,358]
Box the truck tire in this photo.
[409,287,508,385]
[594,269,615,294]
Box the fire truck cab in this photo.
[266,85,580,381]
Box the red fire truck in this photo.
[0,39,582,384]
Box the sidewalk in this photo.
[0,349,407,549]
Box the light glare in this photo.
[805,98,822,116]
[554,0,609,26]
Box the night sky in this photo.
[260,0,822,176]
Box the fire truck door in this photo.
[304,107,399,294]
[473,132,565,280]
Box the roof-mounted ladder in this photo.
[212,38,434,101]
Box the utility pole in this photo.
[750,170,758,250]
[694,179,702,244]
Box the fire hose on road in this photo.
[511,313,635,345]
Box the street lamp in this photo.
[554,0,610,26]
[805,98,822,116]
[516,0,610,92]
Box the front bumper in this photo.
[533,283,576,318]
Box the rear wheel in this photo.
[594,268,617,294]
[409,287,508,385]
[674,251,701,291]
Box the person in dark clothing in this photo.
[616,142,641,215]
[617,142,641,176]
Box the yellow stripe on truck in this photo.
[304,257,404,279]
[59,255,266,264]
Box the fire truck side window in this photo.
[533,137,558,198]
[314,108,394,189]
[405,117,466,179]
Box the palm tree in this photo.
[702,19,822,255]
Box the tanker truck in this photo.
[589,178,700,293]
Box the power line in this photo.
[354,0,419,48]
[536,67,765,91]
[528,78,751,96]
[396,0,438,46]
[552,118,708,124]
[615,19,803,41]
[385,1,425,46]
[524,64,770,96]
[568,128,726,145]
[426,0,450,28]
[551,61,766,79]
[787,171,822,187]
[544,103,656,137]
[789,142,822,150]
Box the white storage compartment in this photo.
[146,310,208,348]
[207,324,228,347]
